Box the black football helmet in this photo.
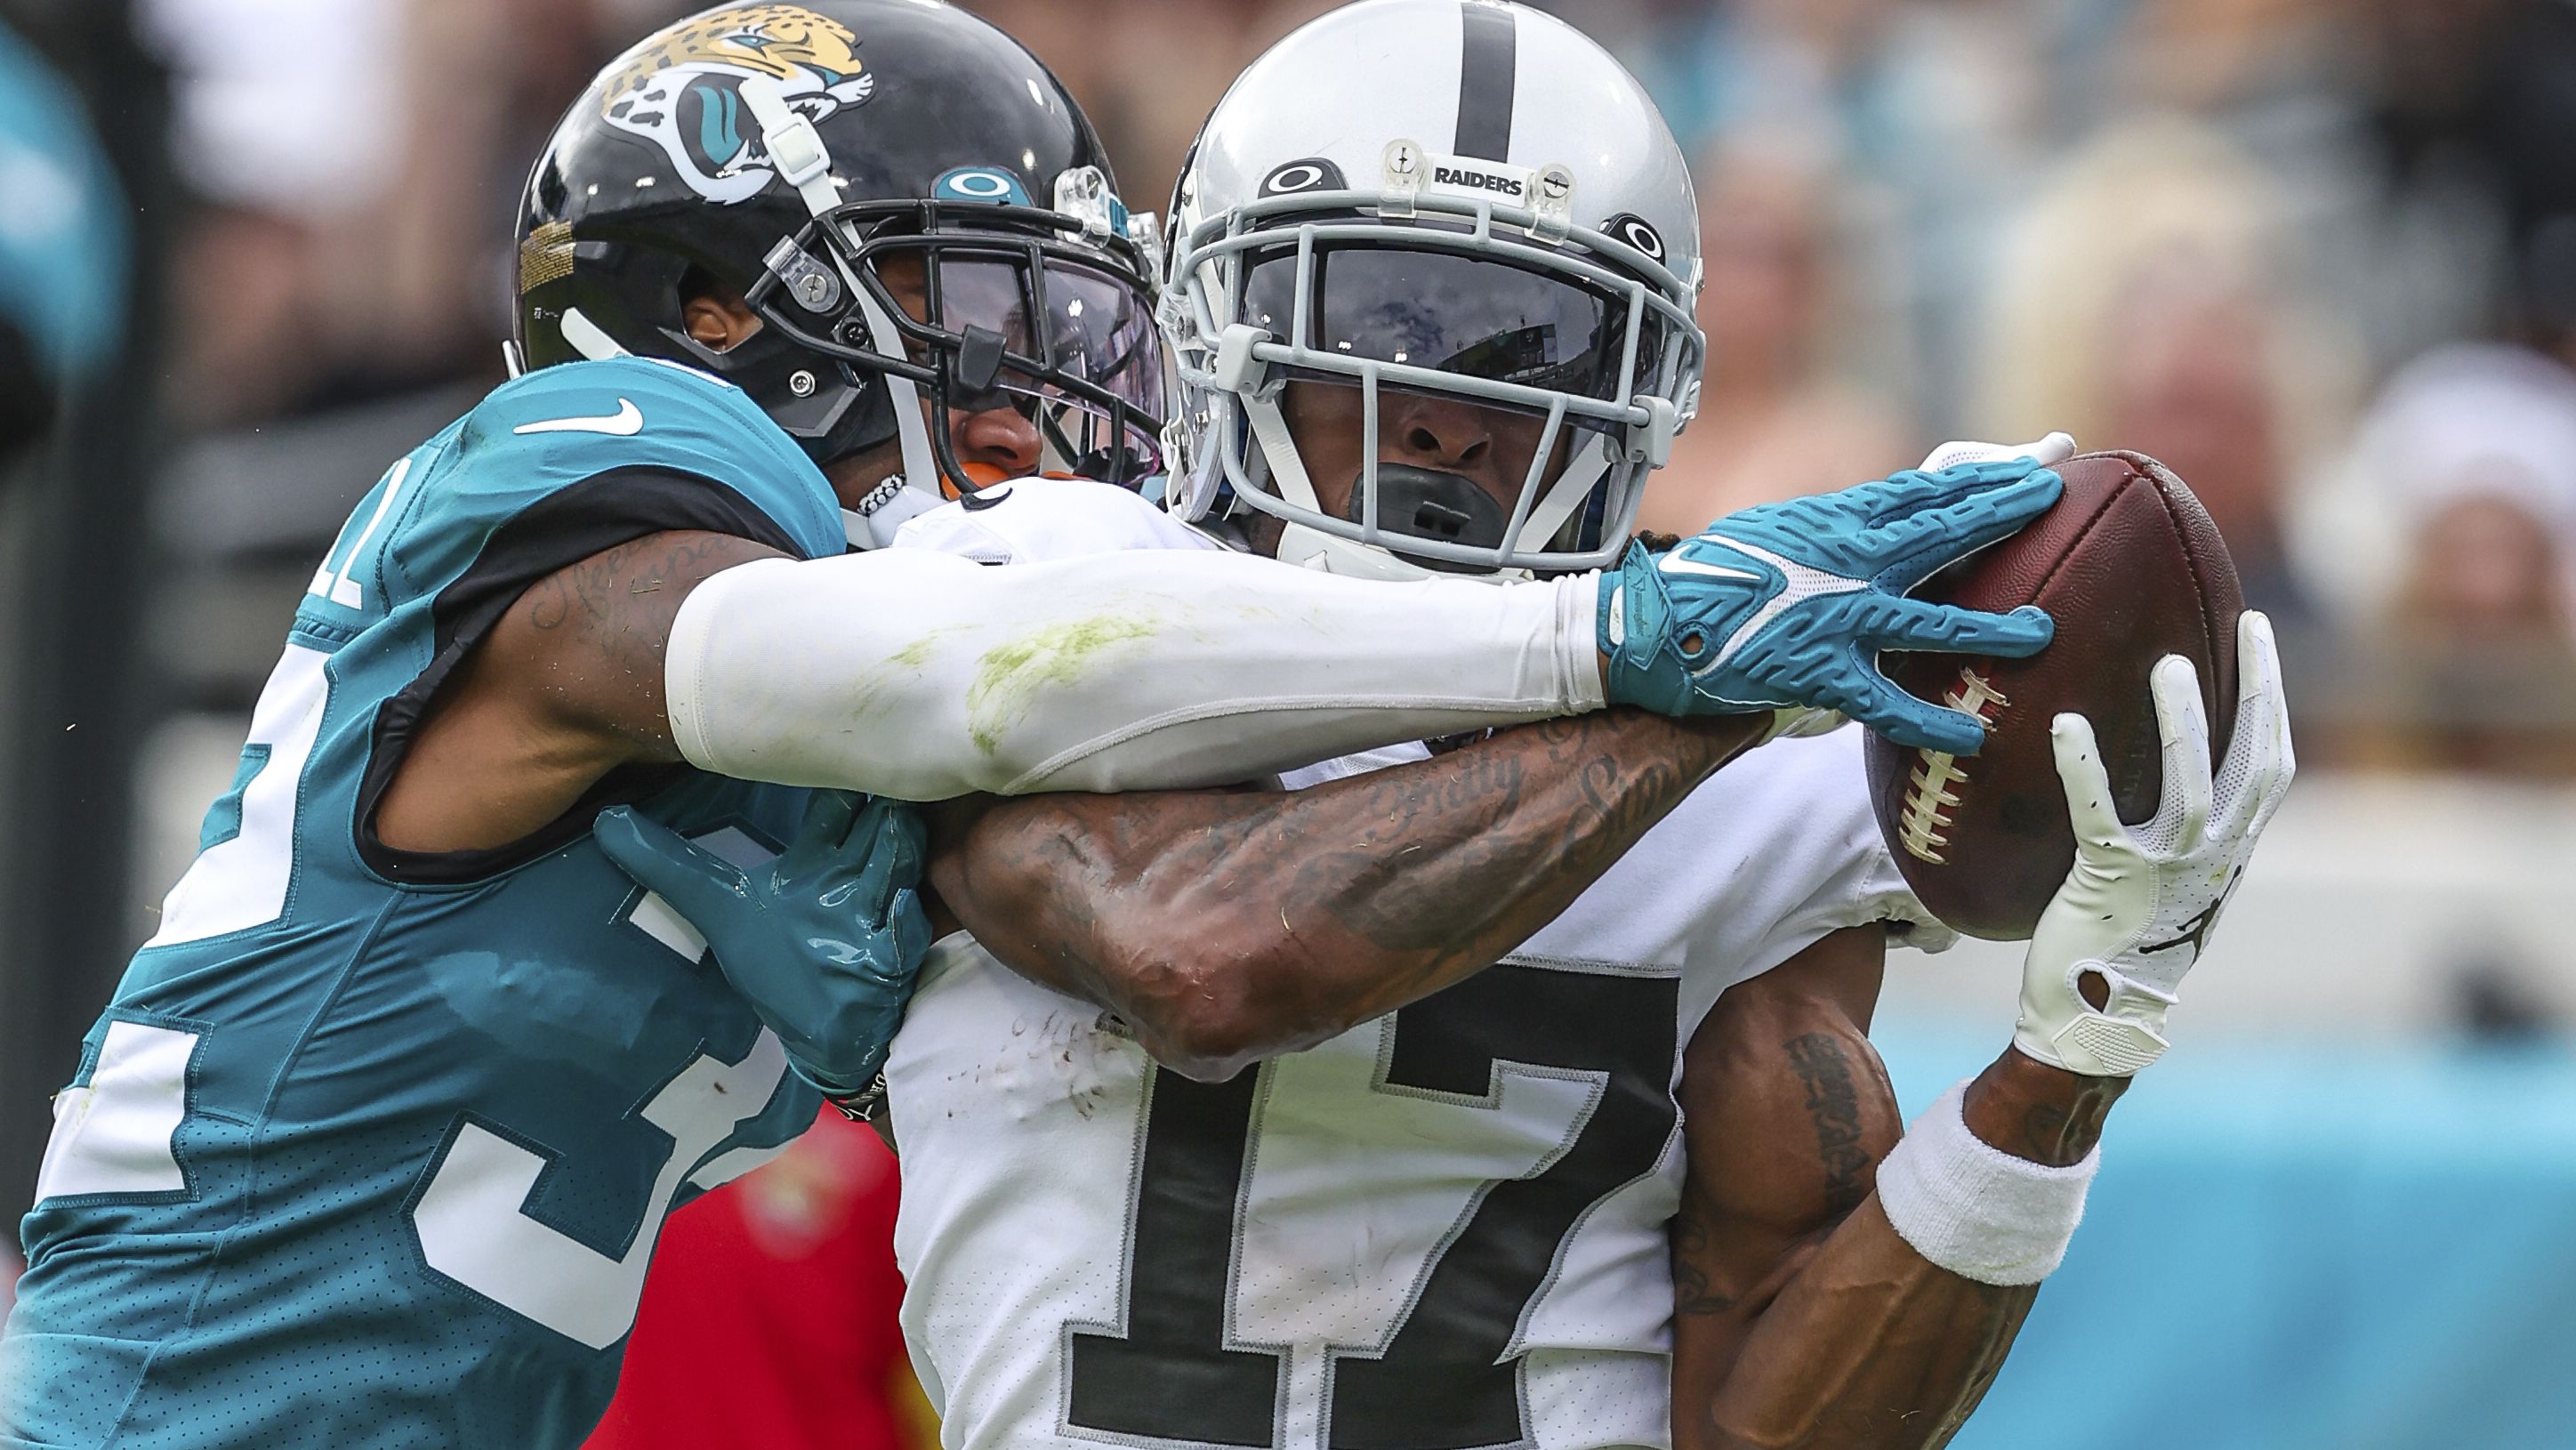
[513,0,1167,541]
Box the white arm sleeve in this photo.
[664,546,1607,800]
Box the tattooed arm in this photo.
[1670,927,2127,1450]
[376,530,785,853]
[927,709,1765,1082]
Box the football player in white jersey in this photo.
[599,3,2294,1447]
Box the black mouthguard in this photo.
[1341,464,1511,561]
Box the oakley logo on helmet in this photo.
[1259,158,1347,197]
[1601,213,1666,262]
[600,4,875,205]
[934,167,1034,206]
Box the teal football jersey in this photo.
[2,358,849,1450]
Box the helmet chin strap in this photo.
[838,488,936,552]
[1274,520,1453,580]
[843,488,941,550]
[1241,389,1435,578]
[839,286,945,546]
[560,307,630,361]
[1240,389,1324,513]
[1239,383,1605,582]
[739,73,948,552]
[737,76,846,221]
[1519,434,1614,546]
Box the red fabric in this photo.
[587,1109,913,1450]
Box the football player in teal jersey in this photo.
[0,2,2068,1446]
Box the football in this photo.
[1864,451,2244,940]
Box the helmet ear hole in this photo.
[678,265,760,352]
[676,264,733,304]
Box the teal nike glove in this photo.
[594,792,932,1109]
[1600,456,2062,755]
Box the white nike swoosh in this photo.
[1657,551,1765,584]
[1697,538,1869,670]
[513,398,643,436]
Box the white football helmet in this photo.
[1162,0,1703,580]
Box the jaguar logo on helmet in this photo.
[599,4,876,205]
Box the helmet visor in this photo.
[1242,244,1637,404]
[874,244,1165,483]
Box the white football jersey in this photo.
[891,473,1223,561]
[887,737,1946,1450]
[882,476,1950,1450]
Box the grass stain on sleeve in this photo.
[966,614,1162,756]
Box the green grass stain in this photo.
[967,614,1161,757]
[890,634,942,670]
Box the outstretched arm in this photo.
[1671,615,2296,1448]
[385,457,2065,849]
[381,529,1609,850]
[927,708,1765,1081]
[1667,928,2119,1449]
[664,544,1614,798]
[700,454,2063,795]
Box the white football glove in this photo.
[1920,432,2079,472]
[2015,611,2295,1076]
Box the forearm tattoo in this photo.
[1294,712,1736,1006]
[504,530,777,753]
[1783,1034,1872,1218]
[949,709,1747,1039]
[1670,1197,1737,1318]
[1964,1053,2131,1169]
[1308,713,1712,953]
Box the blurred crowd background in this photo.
[5,0,2576,1447]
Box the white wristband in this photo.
[1874,1080,2098,1286]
